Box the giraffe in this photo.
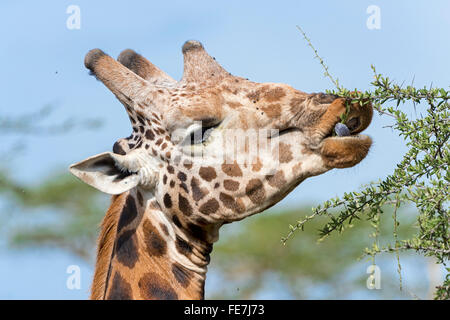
[70,40,373,300]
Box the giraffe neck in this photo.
[91,189,213,300]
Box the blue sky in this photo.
[0,1,449,299]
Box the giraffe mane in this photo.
[90,192,128,299]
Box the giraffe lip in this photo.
[320,134,373,168]
[323,134,369,142]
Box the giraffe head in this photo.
[70,40,373,241]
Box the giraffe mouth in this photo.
[320,117,372,168]
[322,112,363,137]
[321,116,372,147]
[317,96,373,143]
[322,119,367,141]
[317,96,374,168]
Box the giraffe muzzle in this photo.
[318,97,374,168]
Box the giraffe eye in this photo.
[189,123,220,144]
[178,118,222,148]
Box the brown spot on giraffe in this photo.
[199,166,217,182]
[138,272,178,300]
[292,162,303,176]
[278,142,293,163]
[221,161,243,177]
[261,103,281,118]
[263,87,286,102]
[252,157,263,172]
[289,96,307,114]
[163,193,172,208]
[177,171,187,182]
[223,179,239,191]
[178,193,193,216]
[107,272,133,300]
[227,101,243,109]
[142,219,167,256]
[172,214,183,229]
[245,179,266,205]
[219,192,245,213]
[171,263,193,288]
[145,129,155,141]
[115,229,139,268]
[266,170,287,189]
[183,160,193,170]
[246,90,261,101]
[179,182,189,193]
[199,198,220,215]
[117,195,138,233]
[191,177,208,202]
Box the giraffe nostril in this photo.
[346,117,360,132]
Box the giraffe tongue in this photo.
[334,123,351,137]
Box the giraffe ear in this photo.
[69,152,140,195]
